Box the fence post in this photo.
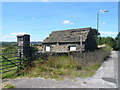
[19,51,22,67]
[17,34,30,58]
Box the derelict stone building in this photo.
[42,27,97,52]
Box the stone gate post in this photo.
[17,34,30,58]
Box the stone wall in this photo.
[85,30,97,51]
[43,43,85,52]
[38,50,82,60]
[17,34,30,58]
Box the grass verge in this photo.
[12,47,111,80]
[2,47,111,80]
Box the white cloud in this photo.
[63,20,70,24]
[43,0,49,2]
[99,31,118,35]
[63,20,74,25]
[102,22,106,25]
[32,16,36,20]
[0,32,29,41]
[70,22,74,25]
[0,35,16,42]
[11,32,29,36]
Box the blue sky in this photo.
[1,2,118,41]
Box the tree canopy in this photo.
[97,32,120,51]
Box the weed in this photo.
[5,84,16,88]
[3,47,111,80]
[83,82,87,84]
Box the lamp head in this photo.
[99,10,109,12]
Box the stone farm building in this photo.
[42,27,97,52]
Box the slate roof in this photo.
[43,27,92,43]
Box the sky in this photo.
[1,2,118,42]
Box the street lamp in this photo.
[97,10,109,45]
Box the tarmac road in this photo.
[2,51,118,88]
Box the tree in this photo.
[114,32,120,51]
[98,36,116,49]
[98,37,106,45]
[92,29,100,36]
[105,37,116,48]
[92,29,100,45]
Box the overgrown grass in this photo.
[72,47,111,68]
[13,47,111,80]
[4,84,16,88]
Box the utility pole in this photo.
[79,35,82,52]
[97,10,109,45]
